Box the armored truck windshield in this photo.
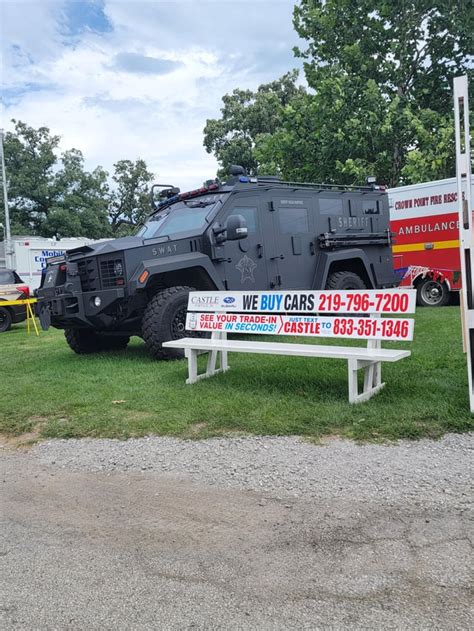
[137,193,229,239]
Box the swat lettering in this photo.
[152,244,178,256]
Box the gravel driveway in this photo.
[1,433,473,629]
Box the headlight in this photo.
[93,296,102,308]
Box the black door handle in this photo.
[270,254,285,260]
[257,243,264,258]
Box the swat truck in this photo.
[36,166,398,359]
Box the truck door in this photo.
[220,196,270,290]
[267,196,314,288]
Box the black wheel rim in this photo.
[171,306,187,339]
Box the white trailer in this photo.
[0,237,101,290]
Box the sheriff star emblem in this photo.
[236,254,257,283]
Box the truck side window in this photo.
[319,198,343,215]
[231,207,257,233]
[363,199,380,214]
[279,207,308,234]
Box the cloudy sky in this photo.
[1,0,303,191]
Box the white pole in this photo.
[453,75,474,413]
[0,129,13,269]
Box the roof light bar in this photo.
[156,178,221,209]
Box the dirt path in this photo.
[1,439,472,629]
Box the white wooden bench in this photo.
[163,289,416,404]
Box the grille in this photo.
[77,258,100,292]
[100,258,125,289]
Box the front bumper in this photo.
[37,286,126,329]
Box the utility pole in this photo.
[0,128,13,269]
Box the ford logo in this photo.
[223,297,235,304]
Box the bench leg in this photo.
[184,333,230,384]
[220,349,228,371]
[348,359,385,404]
[206,349,219,377]
[185,348,199,384]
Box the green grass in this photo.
[0,307,472,442]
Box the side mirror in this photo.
[226,214,248,241]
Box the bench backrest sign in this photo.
[186,289,416,342]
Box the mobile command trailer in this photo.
[36,167,399,359]
[388,176,474,306]
[0,237,101,291]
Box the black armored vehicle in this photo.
[37,167,398,358]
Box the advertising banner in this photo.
[188,289,416,314]
[186,312,415,341]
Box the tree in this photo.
[203,71,305,178]
[1,120,155,239]
[205,2,471,186]
[1,121,111,237]
[1,120,60,234]
[255,76,394,184]
[291,0,472,185]
[107,159,154,235]
[294,0,472,112]
[42,149,111,239]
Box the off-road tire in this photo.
[65,329,130,354]
[416,277,450,307]
[325,271,367,290]
[142,286,195,360]
[96,334,130,351]
[0,307,12,333]
[65,328,101,354]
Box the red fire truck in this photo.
[388,176,473,306]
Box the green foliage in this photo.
[1,120,155,239]
[108,159,154,235]
[206,2,472,186]
[2,120,60,233]
[256,77,394,184]
[400,112,456,184]
[294,0,472,111]
[291,0,472,185]
[203,71,305,178]
[43,148,111,239]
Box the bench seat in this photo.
[163,338,410,362]
[163,337,411,403]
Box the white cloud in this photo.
[1,0,302,192]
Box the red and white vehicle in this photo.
[388,176,474,306]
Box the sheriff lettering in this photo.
[337,216,370,229]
